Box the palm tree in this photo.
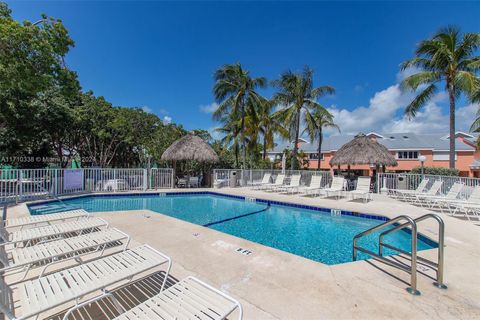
[471,105,480,148]
[401,26,480,168]
[215,115,242,167]
[213,63,267,169]
[303,109,340,169]
[256,97,289,160]
[273,67,335,169]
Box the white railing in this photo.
[0,168,174,204]
[377,173,480,199]
[150,168,174,189]
[212,169,332,188]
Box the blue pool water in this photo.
[29,193,436,265]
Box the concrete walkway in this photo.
[5,188,480,319]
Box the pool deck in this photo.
[5,188,480,319]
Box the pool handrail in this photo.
[378,213,447,289]
[352,215,420,295]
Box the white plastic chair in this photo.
[300,175,324,197]
[324,176,345,199]
[276,175,301,193]
[346,177,372,202]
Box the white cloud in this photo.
[162,116,172,125]
[199,102,219,114]
[326,84,413,135]
[323,68,479,136]
[456,103,480,132]
[385,101,448,133]
[141,106,153,113]
[396,66,422,82]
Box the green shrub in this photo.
[410,166,459,176]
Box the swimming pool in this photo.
[28,192,436,265]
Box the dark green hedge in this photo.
[410,166,459,176]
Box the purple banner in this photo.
[63,169,84,191]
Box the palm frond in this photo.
[405,84,437,118]
[455,33,480,61]
[434,25,460,52]
[459,57,480,72]
[311,86,335,98]
[470,107,480,132]
[302,110,317,143]
[400,71,441,91]
[212,97,234,121]
[400,57,432,71]
[454,71,480,99]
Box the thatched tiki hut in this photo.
[161,134,219,187]
[329,133,397,174]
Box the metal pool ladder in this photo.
[352,213,447,295]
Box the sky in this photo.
[6,1,480,139]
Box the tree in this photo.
[303,109,340,169]
[273,67,335,169]
[471,105,480,148]
[213,63,267,169]
[256,98,289,160]
[32,88,78,167]
[401,26,480,168]
[215,115,242,167]
[146,123,187,165]
[0,2,79,165]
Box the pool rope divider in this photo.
[202,204,271,227]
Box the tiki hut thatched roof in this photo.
[329,133,398,167]
[161,134,219,162]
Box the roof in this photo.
[470,159,480,169]
[269,132,476,154]
[161,134,219,162]
[329,133,398,166]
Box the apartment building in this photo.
[268,132,479,177]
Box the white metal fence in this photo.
[377,173,480,199]
[212,169,332,188]
[0,168,174,204]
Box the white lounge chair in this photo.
[3,209,89,230]
[276,175,301,193]
[412,180,443,205]
[421,182,464,210]
[300,175,324,197]
[324,176,345,199]
[260,174,285,191]
[0,217,108,248]
[0,245,171,320]
[393,179,429,200]
[109,276,243,320]
[346,177,372,203]
[447,186,480,221]
[0,228,130,280]
[250,173,272,189]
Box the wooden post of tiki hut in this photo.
[161,134,219,188]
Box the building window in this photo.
[308,153,324,160]
[433,151,457,161]
[397,151,419,160]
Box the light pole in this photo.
[418,155,426,177]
